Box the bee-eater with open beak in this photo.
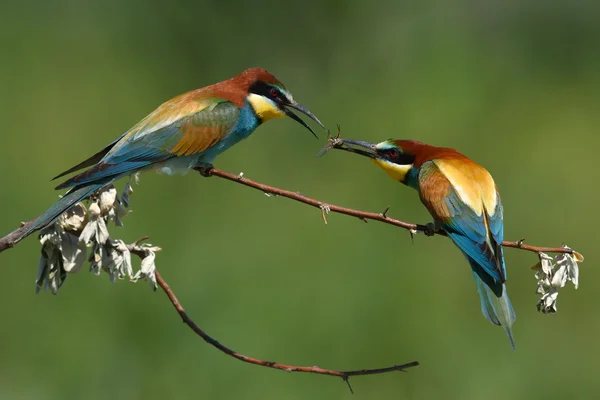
[15,68,326,243]
[333,138,516,349]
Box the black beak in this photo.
[283,102,327,139]
[334,139,378,159]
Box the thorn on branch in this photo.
[516,238,526,246]
[343,377,354,394]
[320,204,331,224]
[380,207,390,219]
[237,172,244,180]
[409,228,418,244]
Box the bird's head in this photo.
[333,139,418,184]
[235,68,326,138]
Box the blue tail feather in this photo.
[55,161,151,190]
[14,183,104,245]
[470,261,516,350]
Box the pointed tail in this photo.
[10,184,103,245]
[471,268,516,350]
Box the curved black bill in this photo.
[335,139,377,158]
[284,102,327,139]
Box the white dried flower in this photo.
[551,260,569,288]
[88,243,104,276]
[99,186,117,214]
[540,252,553,275]
[131,243,161,291]
[35,217,90,294]
[532,246,582,314]
[555,252,580,290]
[88,201,101,217]
[568,256,580,289]
[34,176,162,294]
[36,226,68,294]
[95,239,134,282]
[59,229,87,273]
[57,203,87,232]
[111,239,133,278]
[537,288,559,314]
[100,242,123,282]
[79,212,109,246]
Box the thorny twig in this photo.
[204,168,577,256]
[0,167,576,256]
[145,263,419,393]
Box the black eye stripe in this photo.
[396,153,416,164]
[249,81,281,101]
[378,149,415,165]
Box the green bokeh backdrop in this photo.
[1,1,598,399]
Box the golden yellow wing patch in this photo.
[163,98,239,157]
[434,158,498,216]
[170,123,228,156]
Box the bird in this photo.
[332,138,516,349]
[16,67,326,243]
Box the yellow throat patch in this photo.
[247,93,286,122]
[373,158,412,182]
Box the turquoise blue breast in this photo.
[198,100,260,162]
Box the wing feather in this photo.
[55,97,240,189]
[418,161,505,283]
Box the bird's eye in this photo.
[388,149,399,159]
[270,88,279,98]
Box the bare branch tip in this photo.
[134,236,150,245]
[343,377,354,394]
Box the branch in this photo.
[0,219,35,253]
[149,266,418,393]
[0,167,581,390]
[205,168,575,255]
[129,245,418,391]
[0,168,576,256]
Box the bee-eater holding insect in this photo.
[331,138,516,349]
[15,68,326,243]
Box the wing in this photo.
[55,96,240,189]
[418,161,505,283]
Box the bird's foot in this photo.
[423,222,440,237]
[194,163,214,177]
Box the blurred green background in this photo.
[1,1,598,399]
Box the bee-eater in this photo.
[16,68,326,243]
[333,138,516,349]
